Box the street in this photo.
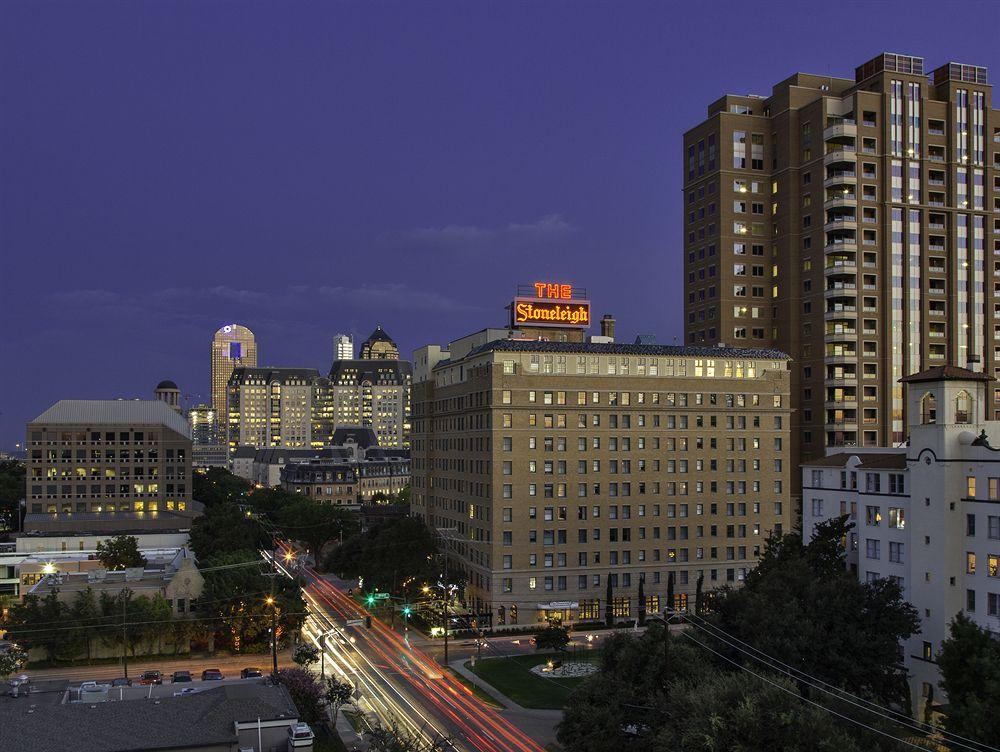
[291,557,547,752]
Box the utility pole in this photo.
[121,590,129,681]
[319,633,326,680]
[270,607,279,676]
[442,551,450,665]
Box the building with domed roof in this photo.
[154,380,181,411]
[359,325,399,360]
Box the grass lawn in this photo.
[466,651,601,710]
[312,729,349,752]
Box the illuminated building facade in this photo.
[211,324,257,433]
[359,325,400,360]
[227,367,322,452]
[412,286,793,628]
[683,53,999,498]
[327,359,412,449]
[25,400,196,534]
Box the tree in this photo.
[197,550,304,652]
[0,459,25,531]
[637,575,646,625]
[96,535,147,571]
[276,668,324,723]
[557,624,907,752]
[694,573,704,615]
[535,625,570,653]
[666,570,675,615]
[273,500,356,561]
[189,503,268,561]
[6,590,69,662]
[293,643,320,668]
[0,646,27,685]
[604,576,613,627]
[192,467,252,508]
[710,517,919,707]
[325,677,353,723]
[325,516,434,596]
[662,670,863,752]
[937,612,1000,745]
[366,721,452,752]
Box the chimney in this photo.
[600,314,616,340]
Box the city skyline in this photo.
[2,1,999,451]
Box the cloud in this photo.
[381,213,577,251]
[46,282,481,320]
[317,283,482,313]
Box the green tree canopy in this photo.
[937,612,1000,745]
[189,503,268,561]
[534,625,570,653]
[709,516,919,707]
[197,550,304,651]
[273,499,356,560]
[0,459,25,530]
[96,535,147,571]
[326,516,436,596]
[192,466,252,507]
[558,624,912,752]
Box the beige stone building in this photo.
[226,367,322,452]
[25,401,196,535]
[683,52,999,487]
[411,335,792,628]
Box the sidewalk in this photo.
[449,660,562,746]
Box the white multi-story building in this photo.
[802,365,1000,716]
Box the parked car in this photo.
[7,675,29,698]
[110,677,131,687]
[287,722,314,749]
[201,668,224,681]
[240,667,263,679]
[138,671,162,685]
[170,671,193,683]
[172,687,201,696]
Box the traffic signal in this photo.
[365,615,372,628]
[402,606,412,617]
[365,594,375,606]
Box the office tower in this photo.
[154,379,181,411]
[412,331,792,628]
[187,403,218,446]
[333,333,354,361]
[211,324,257,428]
[683,53,999,481]
[226,367,321,453]
[802,366,1000,716]
[25,400,195,533]
[326,359,412,449]
[359,325,400,360]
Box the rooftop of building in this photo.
[29,549,199,596]
[803,451,907,470]
[331,426,380,448]
[362,325,395,344]
[227,366,321,384]
[0,682,299,752]
[899,365,995,384]
[21,506,203,536]
[252,446,352,464]
[29,400,191,437]
[451,339,790,363]
[154,380,178,391]
[328,358,412,382]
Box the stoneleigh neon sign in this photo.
[511,282,591,328]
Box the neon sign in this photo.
[511,282,590,329]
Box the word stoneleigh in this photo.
[513,302,591,325]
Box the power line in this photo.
[684,613,998,752]
[680,630,937,752]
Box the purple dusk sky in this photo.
[1,0,998,448]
